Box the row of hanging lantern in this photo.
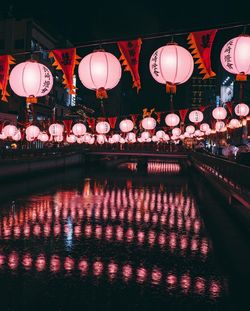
[7,34,250,105]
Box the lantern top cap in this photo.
[166,42,179,46]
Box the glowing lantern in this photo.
[189,110,203,123]
[212,107,227,120]
[146,138,152,142]
[126,132,136,142]
[215,121,225,132]
[156,130,165,139]
[205,129,211,135]
[0,133,7,140]
[119,137,125,144]
[77,136,85,144]
[96,121,110,134]
[25,125,40,139]
[172,127,181,136]
[49,123,64,136]
[108,137,114,144]
[119,119,134,133]
[38,132,49,142]
[2,125,18,137]
[12,130,21,141]
[194,129,202,136]
[220,35,250,80]
[78,50,121,99]
[141,131,150,140]
[229,118,241,128]
[235,103,249,117]
[26,135,35,142]
[165,113,180,127]
[54,135,63,142]
[163,133,170,141]
[112,134,121,143]
[149,43,194,93]
[186,125,195,134]
[72,123,86,136]
[97,134,106,144]
[200,123,210,132]
[9,60,53,103]
[83,133,91,143]
[66,134,76,143]
[152,135,159,142]
[141,117,156,130]
[88,137,95,144]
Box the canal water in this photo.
[0,162,231,310]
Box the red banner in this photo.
[63,120,72,135]
[87,117,95,130]
[49,48,80,94]
[199,105,210,112]
[108,117,117,129]
[130,114,138,125]
[0,55,15,102]
[179,109,189,123]
[187,29,217,79]
[227,102,233,115]
[118,38,142,92]
[155,111,162,123]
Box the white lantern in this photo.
[212,107,227,120]
[66,135,76,143]
[141,131,150,140]
[119,137,125,144]
[194,129,202,136]
[78,51,121,98]
[215,121,225,132]
[25,125,40,139]
[9,61,53,103]
[12,130,21,141]
[54,135,63,143]
[38,132,49,142]
[205,129,211,136]
[112,134,121,143]
[72,123,86,136]
[119,119,134,133]
[126,132,136,142]
[97,134,106,144]
[189,110,203,123]
[172,127,181,136]
[156,130,165,139]
[88,137,95,144]
[77,136,85,144]
[229,118,241,128]
[234,103,249,117]
[141,117,156,130]
[163,133,170,141]
[49,123,64,136]
[152,135,159,142]
[200,123,210,132]
[186,125,195,134]
[149,43,194,92]
[96,121,110,134]
[83,133,92,143]
[165,113,180,127]
[2,125,18,137]
[220,35,250,79]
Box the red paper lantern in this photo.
[78,51,121,99]
[9,60,53,103]
[149,43,194,93]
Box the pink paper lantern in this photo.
[141,131,150,140]
[172,127,181,136]
[78,51,121,98]
[212,107,227,120]
[141,117,156,130]
[200,123,210,132]
[119,137,125,144]
[119,119,134,133]
[25,125,40,139]
[97,134,106,144]
[229,118,240,128]
[165,113,180,127]
[66,134,76,143]
[96,121,110,134]
[149,43,194,92]
[220,35,250,79]
[49,123,64,136]
[9,61,53,103]
[189,110,203,123]
[2,125,18,137]
[112,134,121,143]
[156,130,165,139]
[234,103,249,117]
[72,123,87,136]
[38,132,49,142]
[76,136,85,144]
[126,132,136,142]
[215,121,225,132]
[12,130,21,141]
[88,137,95,144]
[186,125,195,134]
[54,135,63,143]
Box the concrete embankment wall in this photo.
[0,152,84,179]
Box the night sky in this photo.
[1,0,250,116]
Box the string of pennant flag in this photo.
[0,28,219,103]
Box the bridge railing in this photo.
[191,151,250,197]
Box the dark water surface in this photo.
[0,163,231,310]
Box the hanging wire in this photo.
[3,20,250,57]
